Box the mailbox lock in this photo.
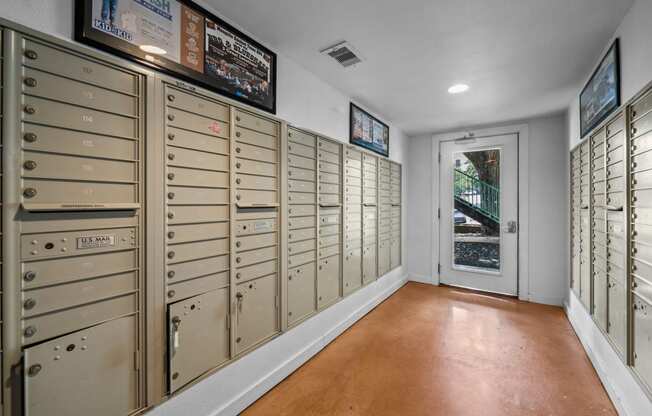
[23,160,37,170]
[24,49,38,60]
[168,133,175,140]
[236,257,242,263]
[236,337,241,343]
[236,178,241,185]
[236,272,242,280]
[24,132,38,143]
[168,192,175,200]
[167,231,175,239]
[24,298,36,310]
[24,105,36,115]
[236,132,241,137]
[167,114,175,121]
[168,270,176,278]
[235,241,241,248]
[168,251,175,259]
[167,94,176,102]
[236,147,241,153]
[27,364,42,377]
[168,212,175,219]
[24,326,37,338]
[168,173,175,180]
[236,194,241,201]
[23,188,38,198]
[236,162,242,169]
[24,271,37,282]
[172,372,179,380]
[236,116,241,122]
[24,77,38,87]
[168,153,175,161]
[167,290,176,299]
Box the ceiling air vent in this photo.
[320,41,363,68]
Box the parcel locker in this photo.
[318,255,340,308]
[168,288,229,393]
[362,244,378,285]
[378,241,390,276]
[633,294,652,391]
[288,263,317,325]
[343,248,362,295]
[234,274,279,355]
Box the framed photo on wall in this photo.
[75,0,277,114]
[350,103,389,157]
[580,39,620,138]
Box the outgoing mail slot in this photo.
[23,315,139,416]
[288,179,316,193]
[289,239,316,255]
[633,294,652,389]
[288,250,316,268]
[288,192,315,204]
[288,142,315,159]
[319,161,340,174]
[22,249,137,289]
[362,244,377,284]
[320,244,339,259]
[289,205,316,217]
[168,222,229,244]
[235,110,278,136]
[320,172,341,184]
[22,292,137,345]
[167,146,229,172]
[23,123,137,161]
[234,274,279,355]
[317,255,340,308]
[319,193,340,205]
[22,178,137,210]
[22,151,136,183]
[288,167,316,181]
[235,259,277,283]
[167,108,229,138]
[319,224,339,237]
[23,96,137,139]
[320,234,340,248]
[167,186,228,205]
[319,183,340,194]
[23,67,137,116]
[632,189,652,209]
[235,142,277,163]
[236,158,277,177]
[236,232,277,252]
[289,154,316,170]
[23,38,138,94]
[288,128,316,147]
[167,238,229,264]
[166,86,229,121]
[166,126,229,154]
[21,227,136,260]
[289,216,316,230]
[167,255,229,284]
[289,228,317,242]
[168,167,229,188]
[167,267,228,304]
[22,271,137,317]
[319,150,340,165]
[318,139,341,155]
[237,174,277,191]
[236,189,278,206]
[288,261,317,325]
[236,127,278,150]
[236,246,277,267]
[236,218,277,236]
[343,248,362,294]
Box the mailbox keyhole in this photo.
[66,344,75,352]
[190,304,196,310]
[44,242,54,250]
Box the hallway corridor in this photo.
[243,283,616,416]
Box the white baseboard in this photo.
[148,272,409,416]
[565,290,652,416]
[408,273,433,284]
[527,293,563,306]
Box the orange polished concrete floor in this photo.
[242,283,616,416]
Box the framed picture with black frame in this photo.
[75,0,277,114]
[350,103,389,157]
[580,39,620,138]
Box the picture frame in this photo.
[579,39,620,138]
[75,0,277,114]
[350,103,390,157]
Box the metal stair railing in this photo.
[454,169,500,223]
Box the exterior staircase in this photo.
[454,169,500,232]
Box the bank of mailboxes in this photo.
[0,24,402,416]
[570,84,652,398]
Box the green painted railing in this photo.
[454,169,500,223]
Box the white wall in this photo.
[564,1,652,415]
[406,113,569,306]
[0,1,411,415]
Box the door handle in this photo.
[504,221,518,234]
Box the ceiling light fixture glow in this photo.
[448,84,470,94]
[139,45,167,55]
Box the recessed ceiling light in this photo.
[448,84,470,94]
[139,45,167,55]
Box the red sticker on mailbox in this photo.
[209,122,221,134]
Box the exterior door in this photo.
[439,134,518,295]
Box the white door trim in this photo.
[431,123,530,301]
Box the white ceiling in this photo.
[207,0,633,136]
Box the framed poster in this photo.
[350,103,389,157]
[75,0,277,113]
[580,39,620,138]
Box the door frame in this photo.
[431,123,530,301]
